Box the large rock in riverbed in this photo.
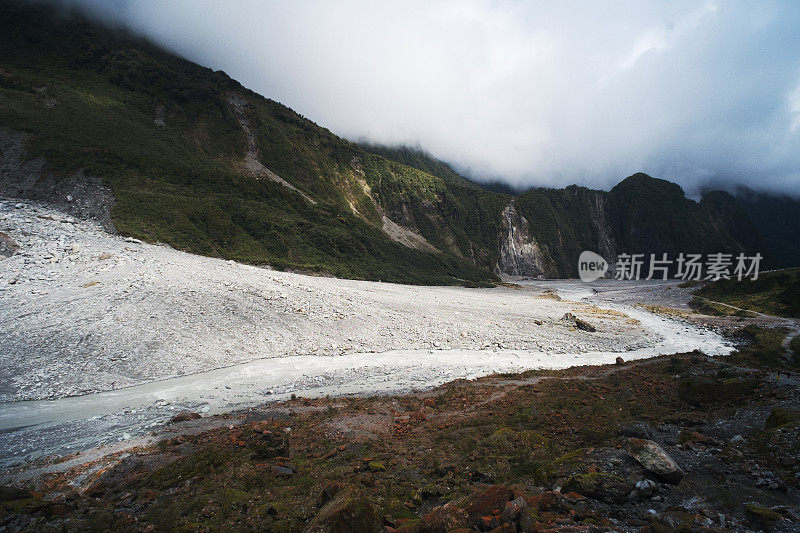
[561,312,596,332]
[626,438,684,484]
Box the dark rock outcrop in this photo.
[561,472,632,504]
[304,485,375,533]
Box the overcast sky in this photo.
[64,0,800,195]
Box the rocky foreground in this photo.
[1,346,798,532]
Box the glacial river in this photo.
[0,279,734,471]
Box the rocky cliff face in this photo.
[492,175,773,279]
[495,200,549,277]
[589,194,618,276]
[495,193,619,279]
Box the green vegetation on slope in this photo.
[0,2,500,285]
[1,4,797,283]
[692,268,800,318]
[357,142,478,190]
[514,185,607,277]
[725,325,797,370]
[687,298,757,318]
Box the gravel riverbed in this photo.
[0,198,734,467]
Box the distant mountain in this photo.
[731,187,800,270]
[1,2,797,282]
[507,175,769,278]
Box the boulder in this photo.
[169,412,202,424]
[617,421,653,440]
[270,465,294,477]
[764,408,800,430]
[463,485,514,518]
[251,430,289,459]
[316,481,342,508]
[304,485,375,533]
[529,491,573,511]
[634,479,657,498]
[561,473,632,504]
[744,503,782,530]
[562,313,596,332]
[0,232,20,258]
[418,502,469,531]
[501,496,528,524]
[626,438,684,484]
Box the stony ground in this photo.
[1,349,798,532]
[0,198,738,471]
[2,198,798,532]
[0,199,653,402]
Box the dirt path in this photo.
[692,295,800,354]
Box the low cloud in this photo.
[63,0,800,195]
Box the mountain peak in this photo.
[611,172,686,199]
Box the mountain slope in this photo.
[511,175,767,278]
[357,142,479,190]
[0,1,503,285]
[732,187,800,270]
[1,2,797,283]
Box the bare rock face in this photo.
[496,200,549,277]
[380,214,437,252]
[588,194,617,277]
[153,104,166,129]
[626,438,685,484]
[0,231,20,258]
[225,94,316,204]
[0,127,115,232]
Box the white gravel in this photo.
[0,198,654,403]
[0,198,738,468]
